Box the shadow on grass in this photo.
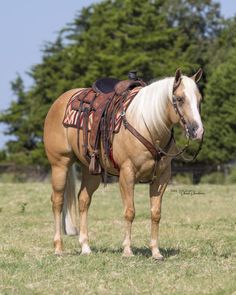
[160,247,180,258]
[91,246,180,258]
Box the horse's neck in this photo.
[127,78,173,145]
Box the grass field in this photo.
[0,182,235,295]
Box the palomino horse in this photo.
[44,69,204,259]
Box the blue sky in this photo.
[0,0,235,148]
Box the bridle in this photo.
[172,94,190,139]
[154,85,204,162]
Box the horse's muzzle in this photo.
[187,122,204,140]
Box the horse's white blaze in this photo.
[190,101,204,139]
[183,77,204,139]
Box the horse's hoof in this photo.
[81,250,92,255]
[81,244,92,255]
[54,240,63,255]
[122,249,134,257]
[55,249,63,256]
[122,252,134,258]
[152,254,164,261]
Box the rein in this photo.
[121,111,174,161]
[154,129,204,162]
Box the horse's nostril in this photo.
[188,122,199,138]
[195,126,204,140]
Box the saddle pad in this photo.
[63,87,142,132]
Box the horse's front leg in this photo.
[119,165,135,257]
[149,165,171,260]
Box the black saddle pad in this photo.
[93,77,120,94]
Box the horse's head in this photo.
[169,69,204,141]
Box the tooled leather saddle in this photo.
[63,71,146,175]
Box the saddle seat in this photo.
[92,77,145,95]
[92,77,120,94]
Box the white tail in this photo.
[62,164,79,235]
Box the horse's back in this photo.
[44,89,80,164]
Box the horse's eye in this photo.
[177,96,184,103]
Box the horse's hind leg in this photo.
[51,162,70,255]
[78,165,101,254]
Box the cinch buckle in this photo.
[121,111,128,128]
[121,110,126,117]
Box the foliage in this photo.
[0,150,6,162]
[200,171,225,184]
[0,0,234,167]
[226,165,236,184]
[200,48,236,164]
[206,17,236,75]
[172,173,193,184]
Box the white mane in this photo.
[127,77,175,136]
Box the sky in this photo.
[0,0,235,148]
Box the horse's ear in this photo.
[192,68,203,83]
[173,68,182,90]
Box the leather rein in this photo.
[120,86,204,181]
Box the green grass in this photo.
[0,182,235,295]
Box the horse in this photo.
[43,68,204,259]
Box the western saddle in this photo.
[69,71,146,175]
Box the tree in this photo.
[206,17,236,75]
[199,47,236,164]
[0,0,223,166]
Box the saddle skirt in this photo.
[63,87,141,132]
